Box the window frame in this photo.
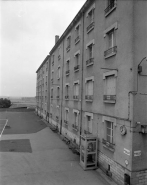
[84,112,93,134]
[104,22,118,58]
[103,70,117,104]
[85,76,94,102]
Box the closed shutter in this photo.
[106,76,115,95]
[88,80,93,95]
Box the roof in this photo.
[36,55,50,73]
[49,0,94,55]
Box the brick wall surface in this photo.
[98,151,125,185]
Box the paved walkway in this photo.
[0,111,117,185]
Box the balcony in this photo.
[87,22,94,33]
[75,36,80,44]
[72,124,78,131]
[64,120,68,126]
[66,45,70,52]
[102,138,115,151]
[104,1,116,16]
[66,70,70,76]
[73,95,79,100]
[65,95,69,100]
[86,58,94,67]
[51,78,53,83]
[52,61,54,66]
[58,55,61,60]
[85,95,93,102]
[103,95,116,103]
[56,95,60,99]
[74,65,80,72]
[104,46,117,58]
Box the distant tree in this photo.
[0,98,11,108]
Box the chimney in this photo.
[55,35,59,44]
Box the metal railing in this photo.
[86,58,94,66]
[104,46,117,57]
[74,65,80,71]
[104,1,115,14]
[75,36,80,44]
[87,22,94,33]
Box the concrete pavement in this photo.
[0,111,117,185]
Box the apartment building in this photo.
[36,0,147,184]
[36,55,50,119]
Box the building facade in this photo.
[36,0,147,185]
[36,55,50,119]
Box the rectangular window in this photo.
[66,36,71,52]
[51,89,53,98]
[66,60,70,75]
[73,82,79,99]
[108,30,114,49]
[74,112,78,127]
[65,109,69,125]
[88,44,93,59]
[106,121,113,144]
[86,80,93,96]
[88,9,94,24]
[103,72,116,103]
[65,85,69,99]
[57,87,60,99]
[85,115,92,134]
[58,67,60,79]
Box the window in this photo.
[64,108,69,125]
[86,4,95,33]
[58,46,61,60]
[51,71,54,83]
[73,81,79,100]
[51,88,53,99]
[105,0,116,16]
[104,22,118,58]
[57,87,60,99]
[66,60,70,76]
[73,110,79,131]
[84,112,93,134]
[85,77,94,101]
[56,106,60,122]
[75,23,80,44]
[86,40,94,66]
[103,70,117,103]
[46,62,48,71]
[74,50,80,72]
[106,121,113,144]
[58,66,60,79]
[66,35,71,52]
[102,116,116,151]
[65,84,69,100]
[52,55,54,66]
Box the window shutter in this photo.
[106,76,115,95]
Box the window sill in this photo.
[103,100,116,104]
[104,52,116,59]
[103,144,115,152]
[105,5,116,17]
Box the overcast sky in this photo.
[0,0,86,97]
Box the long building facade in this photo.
[36,1,147,185]
[36,55,50,119]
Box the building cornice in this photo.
[36,55,50,73]
[49,0,94,55]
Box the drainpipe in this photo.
[79,12,85,146]
[60,39,64,134]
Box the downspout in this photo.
[79,11,85,146]
[60,39,64,134]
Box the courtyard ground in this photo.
[0,110,117,185]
